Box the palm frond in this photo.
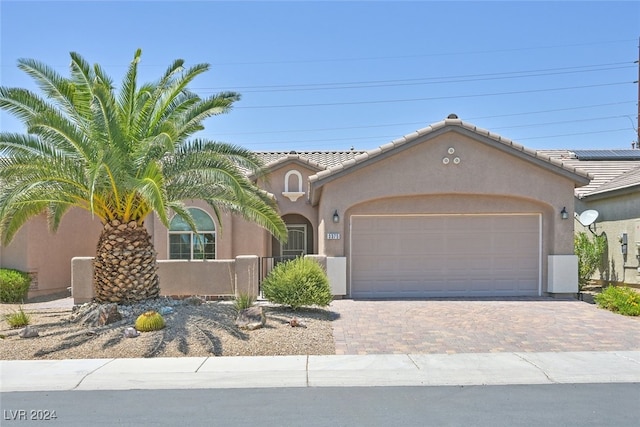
[175,92,241,138]
[130,161,168,224]
[16,58,76,116]
[0,132,50,157]
[118,49,142,138]
[0,50,285,248]
[165,201,198,233]
[26,109,92,160]
[68,52,95,120]
[0,87,50,124]
[202,187,287,241]
[137,59,185,136]
[0,167,92,243]
[92,63,114,91]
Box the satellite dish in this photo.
[577,210,599,227]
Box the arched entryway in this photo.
[271,214,315,258]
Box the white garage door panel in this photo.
[350,215,540,298]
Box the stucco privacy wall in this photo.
[71,256,260,304]
[577,193,640,286]
[0,209,101,297]
[71,254,344,304]
[311,121,586,295]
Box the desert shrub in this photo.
[4,307,31,328]
[0,268,31,303]
[261,257,332,310]
[574,232,606,290]
[234,293,256,311]
[135,310,165,331]
[594,286,640,316]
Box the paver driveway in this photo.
[329,297,640,355]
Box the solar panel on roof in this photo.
[572,150,640,160]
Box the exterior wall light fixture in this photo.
[560,207,568,220]
[333,210,340,223]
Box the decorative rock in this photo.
[123,327,139,338]
[289,317,307,328]
[159,306,174,315]
[97,304,122,326]
[184,296,203,306]
[235,306,266,330]
[19,326,39,338]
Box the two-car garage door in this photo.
[350,214,541,298]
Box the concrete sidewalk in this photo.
[2,351,639,392]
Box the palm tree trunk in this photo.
[93,219,159,303]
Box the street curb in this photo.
[2,351,639,392]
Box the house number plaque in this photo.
[327,233,341,240]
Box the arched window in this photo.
[168,208,216,260]
[282,169,305,201]
[284,170,303,193]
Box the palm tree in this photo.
[0,49,287,303]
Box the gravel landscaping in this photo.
[0,297,337,360]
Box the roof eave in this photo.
[310,121,591,195]
[581,184,640,201]
[248,155,325,181]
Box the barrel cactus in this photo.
[134,310,165,332]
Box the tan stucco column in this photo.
[235,255,259,297]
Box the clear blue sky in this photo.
[1,1,638,152]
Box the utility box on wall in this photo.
[548,255,579,294]
[326,257,347,295]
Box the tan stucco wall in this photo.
[158,260,236,296]
[231,218,270,257]
[71,256,261,304]
[0,209,102,297]
[313,131,578,294]
[0,221,29,273]
[258,161,318,243]
[577,192,640,285]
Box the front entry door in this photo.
[281,224,307,257]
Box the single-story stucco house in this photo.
[2,115,600,302]
[541,149,640,287]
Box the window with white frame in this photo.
[169,208,216,260]
[284,170,303,193]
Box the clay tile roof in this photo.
[249,118,604,191]
[308,118,591,185]
[256,151,365,171]
[538,150,640,198]
[582,164,640,198]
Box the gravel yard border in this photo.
[0,298,337,360]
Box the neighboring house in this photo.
[1,115,590,299]
[541,150,640,287]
